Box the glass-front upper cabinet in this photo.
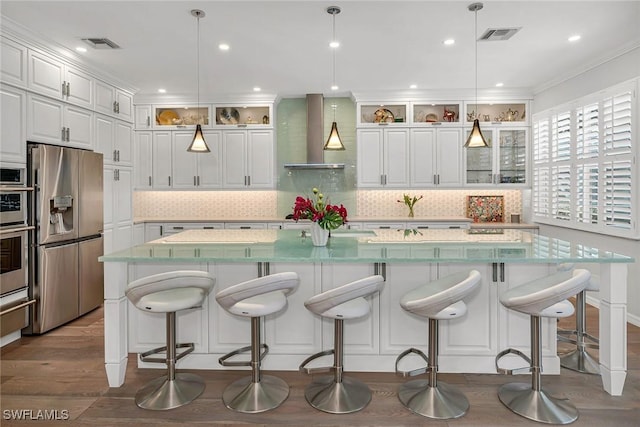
[357,103,408,126]
[412,102,462,125]
[214,104,272,127]
[464,102,528,126]
[465,128,528,186]
[153,105,210,128]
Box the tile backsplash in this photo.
[134,189,522,221]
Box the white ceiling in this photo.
[2,1,639,100]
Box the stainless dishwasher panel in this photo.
[33,242,79,333]
[78,236,103,315]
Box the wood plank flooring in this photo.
[1,304,639,426]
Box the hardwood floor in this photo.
[1,305,639,426]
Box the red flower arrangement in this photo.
[292,188,348,230]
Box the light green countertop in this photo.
[100,229,632,264]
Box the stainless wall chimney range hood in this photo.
[284,94,345,170]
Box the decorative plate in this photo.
[374,108,394,123]
[157,109,180,125]
[466,195,504,223]
[218,108,240,124]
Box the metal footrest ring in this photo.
[139,343,194,364]
[219,343,269,367]
[395,347,430,378]
[495,348,533,375]
[299,349,336,375]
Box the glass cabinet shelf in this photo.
[465,102,527,124]
[215,105,271,126]
[358,103,407,125]
[412,103,461,124]
[154,106,210,127]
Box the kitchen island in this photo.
[100,228,633,396]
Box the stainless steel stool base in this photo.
[135,373,205,410]
[304,375,372,414]
[398,379,469,419]
[560,348,600,375]
[498,382,578,425]
[222,375,289,413]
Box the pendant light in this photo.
[187,9,210,152]
[464,2,490,148]
[323,6,345,151]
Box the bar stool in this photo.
[496,269,591,425]
[299,275,385,414]
[215,272,299,413]
[395,269,481,419]
[125,270,215,410]
[556,264,601,375]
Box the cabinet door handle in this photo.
[431,122,442,126]
[65,127,70,141]
[146,116,150,126]
[436,174,440,185]
[168,176,171,186]
[61,127,66,141]
[61,81,67,96]
[197,176,200,186]
[148,176,152,186]
[379,226,391,229]
[380,175,384,185]
[113,101,118,113]
[116,102,120,113]
[492,262,498,282]
[173,226,184,230]
[193,176,197,186]
[433,174,437,185]
[66,82,70,97]
[500,263,505,282]
[116,150,120,162]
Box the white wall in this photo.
[532,47,640,325]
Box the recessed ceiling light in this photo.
[495,82,504,87]
[329,41,340,48]
[75,46,87,53]
[443,39,455,45]
[219,43,230,51]
[331,84,339,91]
[568,35,581,42]
[253,87,261,92]
[157,88,166,93]
[409,84,417,89]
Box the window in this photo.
[532,81,637,238]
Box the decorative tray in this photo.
[466,195,504,223]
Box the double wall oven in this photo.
[0,167,35,344]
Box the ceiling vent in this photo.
[81,38,121,49]
[479,27,521,41]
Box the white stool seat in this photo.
[126,270,214,313]
[216,272,298,317]
[304,275,386,319]
[500,269,591,316]
[125,270,215,411]
[400,270,481,318]
[539,299,574,318]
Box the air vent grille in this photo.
[479,28,521,41]
[81,38,121,49]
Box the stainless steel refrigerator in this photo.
[26,143,104,334]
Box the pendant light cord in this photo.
[196,12,201,124]
[474,7,478,116]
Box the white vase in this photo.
[310,222,330,246]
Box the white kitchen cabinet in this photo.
[103,166,133,253]
[95,79,133,122]
[94,114,132,166]
[1,36,27,88]
[27,50,93,109]
[134,131,153,189]
[465,127,528,186]
[410,128,463,187]
[0,85,27,164]
[134,105,153,129]
[151,131,172,189]
[171,130,222,189]
[222,129,274,189]
[357,128,409,188]
[26,93,93,149]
